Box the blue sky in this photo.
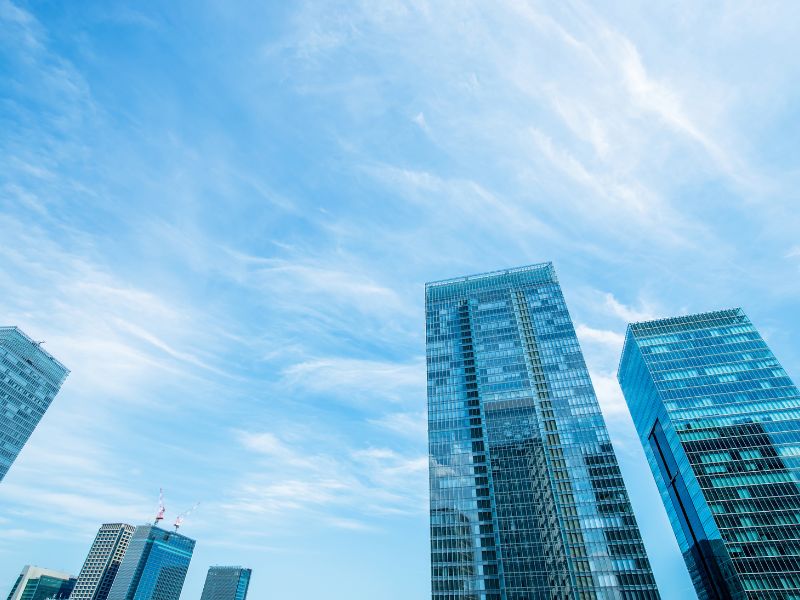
[1,0,800,598]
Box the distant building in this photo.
[106,525,195,600]
[0,327,69,481]
[6,565,75,600]
[618,308,800,599]
[70,523,136,600]
[199,567,251,600]
[426,264,658,598]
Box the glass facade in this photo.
[0,327,69,482]
[17,575,75,600]
[199,566,252,600]
[106,525,195,600]
[618,308,800,600]
[426,263,658,600]
[71,523,136,600]
[6,566,75,600]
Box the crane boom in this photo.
[173,502,200,531]
[153,488,165,526]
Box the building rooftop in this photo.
[627,308,746,334]
[0,326,70,384]
[425,262,556,296]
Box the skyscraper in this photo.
[0,326,69,482]
[618,308,800,600]
[426,263,659,600]
[106,525,195,600]
[71,523,136,600]
[6,565,75,600]
[199,566,252,600]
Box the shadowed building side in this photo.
[106,525,195,600]
[426,263,659,599]
[199,566,252,600]
[618,308,800,599]
[70,523,136,600]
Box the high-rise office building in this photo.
[71,523,136,600]
[426,263,659,600]
[618,308,800,600]
[106,525,195,600]
[0,326,69,481]
[199,566,252,600]
[6,565,75,600]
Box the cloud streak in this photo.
[222,429,428,529]
[2,1,799,598]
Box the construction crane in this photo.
[173,502,200,531]
[153,488,166,526]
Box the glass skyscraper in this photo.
[6,566,75,600]
[199,566,252,600]
[618,308,800,600]
[71,523,136,600]
[426,263,659,600]
[0,326,69,481]
[106,525,195,600]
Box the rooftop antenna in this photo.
[173,502,200,531]
[153,488,166,526]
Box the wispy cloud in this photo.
[223,429,428,528]
[2,0,799,597]
[281,357,424,407]
[365,164,559,265]
[0,0,44,51]
[412,111,430,134]
[0,217,203,396]
[215,246,420,354]
[575,324,625,348]
[0,429,151,547]
[590,371,631,419]
[603,292,659,324]
[369,411,427,440]
[223,250,408,312]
